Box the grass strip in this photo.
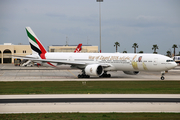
[0,81,180,94]
[0,113,180,120]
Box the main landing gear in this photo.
[78,70,90,78]
[99,71,111,78]
[78,74,90,78]
[77,71,112,78]
[160,71,165,80]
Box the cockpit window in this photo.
[166,60,174,62]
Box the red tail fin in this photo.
[74,43,82,53]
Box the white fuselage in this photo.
[25,27,177,79]
[41,52,177,72]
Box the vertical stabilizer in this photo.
[25,27,47,56]
[74,43,82,53]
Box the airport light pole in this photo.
[97,0,103,53]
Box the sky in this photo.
[0,0,180,55]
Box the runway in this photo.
[0,94,180,113]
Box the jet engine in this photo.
[85,64,103,76]
[123,71,139,75]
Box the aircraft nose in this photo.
[166,62,177,70]
[173,62,178,68]
[171,62,177,69]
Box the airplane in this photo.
[173,56,180,66]
[74,43,82,53]
[23,27,177,80]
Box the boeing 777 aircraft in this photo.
[22,27,177,80]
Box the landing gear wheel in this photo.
[161,76,165,80]
[78,74,81,78]
[78,74,90,78]
[99,72,111,78]
[160,71,165,80]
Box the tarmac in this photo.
[0,64,180,81]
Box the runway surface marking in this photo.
[67,70,77,78]
[1,98,180,103]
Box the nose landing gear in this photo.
[161,76,165,80]
[160,71,165,80]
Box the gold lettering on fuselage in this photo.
[88,55,149,70]
[88,56,130,61]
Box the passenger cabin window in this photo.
[166,60,174,62]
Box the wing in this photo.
[10,55,111,68]
[7,55,39,59]
[29,58,111,67]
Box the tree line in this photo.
[114,42,179,57]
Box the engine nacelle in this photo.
[85,64,103,76]
[123,71,139,75]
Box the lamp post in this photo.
[96,0,103,53]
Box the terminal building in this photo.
[0,43,32,64]
[0,43,98,64]
[49,45,98,53]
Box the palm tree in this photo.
[166,51,171,57]
[152,44,159,54]
[123,51,127,53]
[139,51,143,53]
[132,43,138,53]
[172,44,178,56]
[114,42,120,52]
